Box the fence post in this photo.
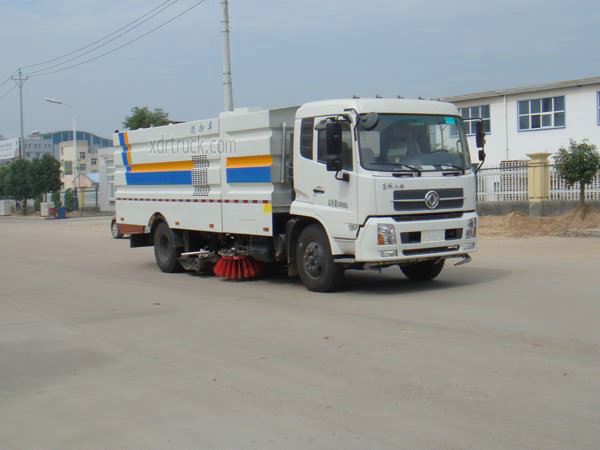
[79,188,85,212]
[527,152,550,217]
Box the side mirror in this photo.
[478,149,486,162]
[326,122,342,156]
[475,120,486,149]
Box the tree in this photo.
[0,165,7,198]
[553,139,600,206]
[4,159,33,214]
[30,154,61,201]
[123,106,170,130]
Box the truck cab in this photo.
[289,99,479,290]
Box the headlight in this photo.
[377,223,397,245]
[465,218,477,239]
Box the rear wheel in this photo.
[153,222,183,273]
[400,259,444,281]
[111,220,123,239]
[296,224,344,292]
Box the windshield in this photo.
[358,114,471,172]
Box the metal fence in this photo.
[59,187,99,209]
[549,167,600,201]
[477,163,600,202]
[477,164,529,202]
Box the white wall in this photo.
[456,84,600,167]
[97,147,115,212]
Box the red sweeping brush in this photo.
[213,254,264,280]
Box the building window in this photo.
[64,161,73,176]
[518,96,565,130]
[300,118,315,160]
[91,158,97,165]
[459,105,491,135]
[79,164,86,171]
[79,152,86,160]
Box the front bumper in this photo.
[352,212,478,263]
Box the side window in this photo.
[300,118,314,160]
[317,122,353,171]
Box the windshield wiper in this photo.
[373,162,422,176]
[393,164,422,177]
[439,164,466,174]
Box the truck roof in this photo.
[296,98,459,119]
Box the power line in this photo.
[30,0,209,79]
[26,0,180,76]
[0,85,17,101]
[0,76,13,90]
[21,0,176,70]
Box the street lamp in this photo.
[45,97,78,210]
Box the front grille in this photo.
[392,212,464,222]
[403,246,460,256]
[393,188,464,211]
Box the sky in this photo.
[1,0,599,140]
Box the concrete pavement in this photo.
[0,217,599,449]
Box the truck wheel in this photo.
[153,222,183,273]
[111,220,123,239]
[400,259,444,281]
[296,224,344,292]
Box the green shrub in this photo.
[64,189,75,212]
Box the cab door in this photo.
[292,117,359,240]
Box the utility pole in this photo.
[220,0,234,112]
[11,68,28,159]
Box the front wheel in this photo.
[296,225,344,292]
[400,259,444,281]
[153,222,183,273]
[111,220,123,239]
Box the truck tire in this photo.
[153,222,183,273]
[111,219,123,239]
[296,224,344,292]
[400,259,444,281]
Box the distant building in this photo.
[0,135,54,164]
[443,76,600,167]
[0,130,112,165]
[41,130,112,154]
[0,138,19,164]
[98,147,116,212]
[59,140,103,189]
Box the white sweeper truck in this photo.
[112,98,486,292]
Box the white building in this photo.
[59,140,103,189]
[443,76,600,167]
[0,134,55,164]
[97,147,116,212]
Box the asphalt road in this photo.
[1,216,599,449]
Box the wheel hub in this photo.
[303,241,324,278]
